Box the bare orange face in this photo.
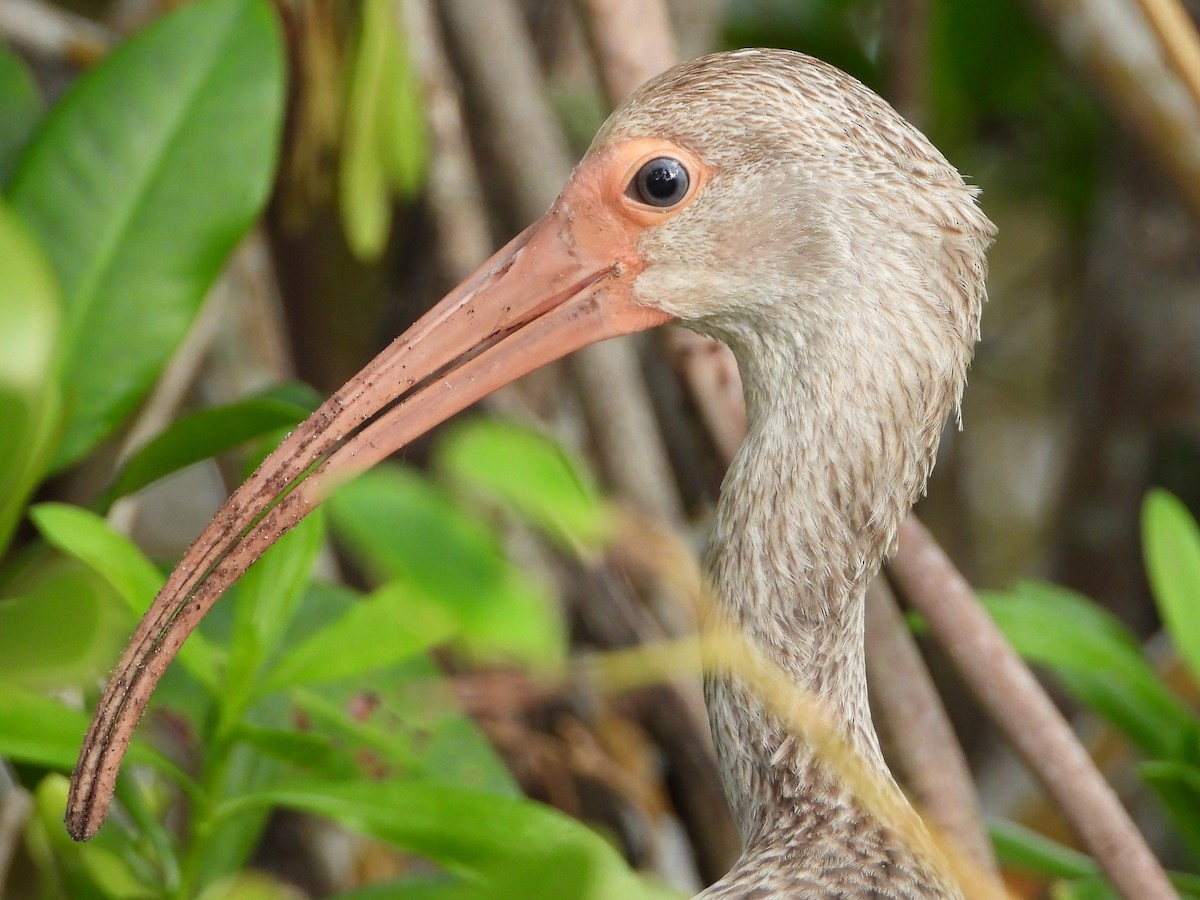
[65,137,714,841]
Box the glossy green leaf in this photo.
[438,418,613,552]
[30,502,222,689]
[219,779,680,900]
[0,44,42,184]
[260,581,455,693]
[105,383,318,505]
[980,581,1191,757]
[328,466,564,669]
[8,0,285,468]
[0,201,61,554]
[1143,490,1200,687]
[339,0,426,259]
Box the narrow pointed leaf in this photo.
[260,581,455,694]
[105,383,318,505]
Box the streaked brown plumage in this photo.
[68,48,993,898]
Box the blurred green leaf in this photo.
[0,200,61,554]
[30,502,221,689]
[230,723,350,777]
[1143,489,1200,687]
[219,779,680,900]
[1141,760,1200,862]
[0,560,124,689]
[0,685,179,777]
[340,0,426,259]
[438,418,613,552]
[104,383,319,505]
[8,0,285,468]
[0,44,42,184]
[989,818,1095,879]
[195,870,305,900]
[261,581,455,694]
[289,657,515,796]
[1051,879,1116,900]
[979,581,1191,758]
[25,774,159,900]
[328,466,564,669]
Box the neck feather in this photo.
[702,319,952,843]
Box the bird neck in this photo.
[704,326,941,844]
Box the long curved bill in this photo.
[66,187,674,841]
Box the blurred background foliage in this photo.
[1,0,1200,897]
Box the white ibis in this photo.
[68,49,993,897]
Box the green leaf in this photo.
[289,665,516,796]
[989,818,1096,879]
[437,418,613,552]
[0,685,180,777]
[229,723,350,777]
[339,0,426,259]
[1143,489,1200,687]
[30,502,222,689]
[195,871,304,900]
[8,0,285,468]
[220,779,680,900]
[105,383,318,505]
[980,581,1191,758]
[1141,760,1200,861]
[260,581,455,693]
[0,44,42,184]
[1052,878,1117,900]
[0,200,61,554]
[25,774,160,900]
[328,466,564,669]
[0,560,125,689]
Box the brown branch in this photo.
[1135,0,1200,117]
[0,0,111,65]
[402,0,493,282]
[573,0,678,103]
[865,578,997,876]
[891,516,1176,900]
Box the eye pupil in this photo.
[634,157,689,207]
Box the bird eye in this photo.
[629,157,690,208]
